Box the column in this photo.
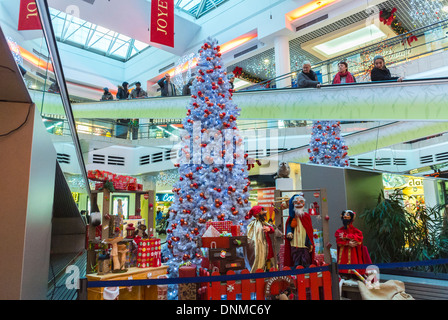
[274,35,291,89]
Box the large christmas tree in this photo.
[162,38,252,293]
[308,120,349,167]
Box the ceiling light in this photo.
[220,34,258,54]
[313,24,386,56]
[443,6,448,13]
[287,0,339,21]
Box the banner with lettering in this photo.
[150,0,174,47]
[18,0,42,31]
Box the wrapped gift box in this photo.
[113,181,128,191]
[127,182,138,191]
[231,225,240,236]
[178,264,197,300]
[201,237,229,249]
[136,238,162,268]
[88,170,116,182]
[205,221,232,234]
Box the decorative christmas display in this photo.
[162,37,252,295]
[245,206,275,272]
[232,66,265,83]
[284,194,315,268]
[379,7,418,46]
[173,52,198,92]
[274,161,291,179]
[408,0,446,28]
[308,120,349,167]
[335,210,372,279]
[199,220,247,274]
[228,47,275,82]
[88,170,143,191]
[135,237,162,268]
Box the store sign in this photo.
[72,192,79,203]
[150,0,174,47]
[18,0,42,31]
[156,193,174,202]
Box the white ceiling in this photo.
[47,0,201,55]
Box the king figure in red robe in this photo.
[284,194,315,268]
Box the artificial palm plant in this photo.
[360,188,448,273]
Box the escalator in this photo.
[0,5,91,300]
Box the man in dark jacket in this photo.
[297,61,321,88]
[116,81,129,100]
[130,81,148,99]
[371,55,403,82]
[116,81,130,138]
[158,73,177,97]
[101,87,114,101]
[182,77,194,96]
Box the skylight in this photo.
[175,0,230,19]
[49,8,150,61]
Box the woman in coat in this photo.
[370,55,403,82]
[332,61,356,84]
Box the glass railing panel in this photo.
[0,1,90,211]
[240,18,448,91]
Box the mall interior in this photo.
[2,0,448,301]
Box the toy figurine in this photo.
[135,222,149,238]
[245,206,274,272]
[284,194,315,268]
[107,237,128,273]
[335,210,371,279]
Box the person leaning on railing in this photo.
[332,61,356,84]
[158,73,177,97]
[370,55,403,82]
[297,61,321,89]
[116,81,131,139]
[101,87,114,101]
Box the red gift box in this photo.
[230,225,240,236]
[127,182,137,191]
[113,181,128,190]
[179,264,197,278]
[136,238,162,268]
[201,237,229,249]
[88,170,116,182]
[206,221,232,234]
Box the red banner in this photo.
[150,0,174,47]
[18,0,42,31]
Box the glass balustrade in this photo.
[0,1,90,206]
[240,17,448,91]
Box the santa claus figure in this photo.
[335,210,370,278]
[284,194,315,268]
[245,206,275,272]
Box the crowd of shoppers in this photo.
[297,55,403,89]
[100,55,402,140]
